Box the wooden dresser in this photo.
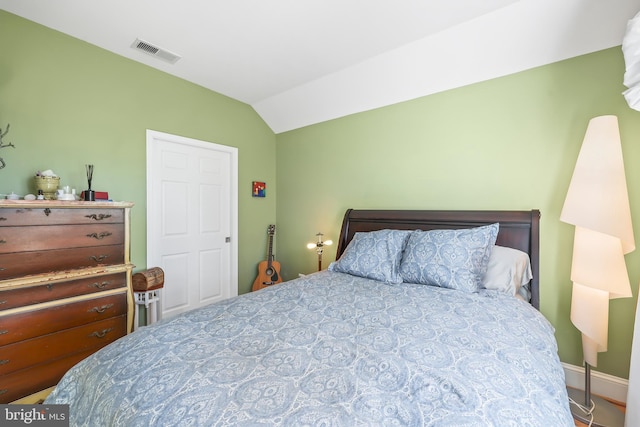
[0,200,134,403]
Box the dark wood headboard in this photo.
[336,209,541,309]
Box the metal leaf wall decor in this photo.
[0,124,15,169]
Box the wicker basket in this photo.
[33,176,60,200]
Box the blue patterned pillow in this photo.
[399,224,499,292]
[328,229,411,284]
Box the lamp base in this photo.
[567,387,625,427]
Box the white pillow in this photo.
[482,245,533,301]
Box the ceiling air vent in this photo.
[131,38,181,64]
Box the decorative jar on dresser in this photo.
[0,200,134,403]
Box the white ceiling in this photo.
[2,0,640,133]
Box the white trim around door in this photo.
[146,129,238,320]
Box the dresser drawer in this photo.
[0,223,124,253]
[0,245,125,280]
[0,292,127,346]
[0,315,126,376]
[0,208,123,226]
[0,348,95,403]
[0,273,127,311]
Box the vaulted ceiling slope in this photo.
[2,0,639,133]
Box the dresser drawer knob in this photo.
[89,328,113,339]
[0,389,7,395]
[89,281,110,289]
[86,232,113,240]
[44,208,51,216]
[0,330,7,335]
[89,255,109,263]
[0,217,6,221]
[88,304,114,314]
[85,213,112,221]
[0,300,6,305]
[0,359,9,365]
[0,239,5,244]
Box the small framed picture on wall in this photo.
[252,181,266,197]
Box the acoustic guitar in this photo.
[252,224,282,291]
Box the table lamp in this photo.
[307,232,332,271]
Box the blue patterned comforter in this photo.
[45,271,573,426]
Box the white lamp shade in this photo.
[570,227,632,299]
[569,226,631,367]
[624,11,640,110]
[571,283,610,367]
[560,115,635,254]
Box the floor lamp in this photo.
[561,116,635,427]
[307,232,332,271]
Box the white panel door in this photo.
[147,130,238,319]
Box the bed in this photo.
[45,209,573,426]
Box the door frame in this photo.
[146,129,239,307]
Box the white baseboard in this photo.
[563,362,628,403]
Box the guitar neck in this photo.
[265,224,276,266]
[266,233,274,266]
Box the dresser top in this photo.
[0,200,134,208]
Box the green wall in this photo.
[276,47,640,379]
[0,11,277,295]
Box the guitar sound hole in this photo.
[265,268,274,276]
